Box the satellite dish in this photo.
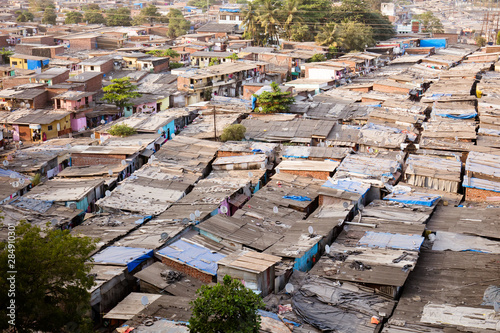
[285,283,294,293]
[66,144,71,149]
[105,190,111,197]
[20,102,25,107]
[12,181,19,187]
[19,178,25,185]
[101,119,106,125]
[138,141,143,146]
[182,218,190,225]
[273,206,279,214]
[108,169,113,176]
[121,160,127,166]
[342,202,349,209]
[195,210,201,217]
[160,232,169,240]
[325,244,331,254]
[276,168,280,174]
[389,167,395,173]
[25,103,30,108]
[220,206,228,214]
[396,154,402,161]
[260,163,265,169]
[90,134,95,139]
[189,213,195,220]
[258,106,263,111]
[141,295,149,306]
[9,173,16,179]
[69,203,77,209]
[248,171,253,178]
[381,176,388,183]
[3,160,9,166]
[308,226,314,235]
[171,133,175,139]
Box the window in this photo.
[90,66,94,71]
[12,61,17,66]
[48,125,53,131]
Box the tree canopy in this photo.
[414,11,444,34]
[102,77,142,113]
[221,124,246,141]
[108,124,137,137]
[146,49,179,58]
[83,5,106,25]
[166,9,191,38]
[254,82,295,114]
[15,10,34,22]
[42,8,57,25]
[0,221,96,332]
[188,275,265,333]
[106,7,132,26]
[133,4,166,25]
[0,48,14,64]
[309,53,327,62]
[65,12,83,24]
[29,0,54,11]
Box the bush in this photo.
[31,173,41,186]
[220,124,246,142]
[108,124,137,137]
[170,62,183,69]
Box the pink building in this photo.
[53,91,96,132]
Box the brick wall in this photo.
[0,35,8,48]
[21,36,55,45]
[243,85,263,100]
[485,45,500,54]
[465,187,500,202]
[434,34,458,45]
[32,91,49,109]
[82,74,104,92]
[2,76,30,89]
[69,38,97,51]
[99,60,114,74]
[372,83,410,95]
[71,153,128,166]
[160,256,214,283]
[258,53,292,70]
[152,59,170,73]
[15,44,36,55]
[349,86,371,92]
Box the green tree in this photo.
[29,0,54,11]
[188,275,265,333]
[65,11,83,24]
[476,36,487,47]
[309,53,327,62]
[106,7,132,26]
[0,221,96,332]
[254,82,295,114]
[170,62,183,69]
[31,173,41,186]
[221,124,246,142]
[108,124,137,137]
[331,0,395,41]
[258,0,281,45]
[281,0,303,40]
[296,0,333,41]
[146,49,179,58]
[166,9,191,38]
[83,7,106,25]
[42,7,57,25]
[203,87,212,101]
[133,4,165,25]
[241,2,263,44]
[0,48,14,64]
[336,20,374,52]
[102,77,142,114]
[208,57,219,66]
[289,24,310,42]
[225,53,239,61]
[414,11,444,34]
[15,10,34,22]
[315,22,339,47]
[186,0,215,10]
[497,31,500,45]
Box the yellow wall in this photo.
[32,115,71,141]
[123,57,140,69]
[10,57,27,69]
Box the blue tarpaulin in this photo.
[258,310,300,327]
[420,38,447,49]
[283,195,311,201]
[435,112,477,119]
[384,192,441,207]
[358,231,424,251]
[220,8,240,12]
[92,246,154,272]
[157,239,225,276]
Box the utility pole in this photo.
[213,105,217,141]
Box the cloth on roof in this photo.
[322,178,371,195]
[358,231,424,251]
[92,246,153,272]
[283,195,311,201]
[384,192,441,207]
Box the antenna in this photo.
[389,167,395,173]
[69,203,77,209]
[160,232,169,241]
[121,160,127,166]
[220,206,228,214]
[101,119,106,125]
[9,173,16,179]
[285,283,294,293]
[308,226,314,235]
[25,103,30,108]
[141,295,149,306]
[2,160,8,167]
[273,206,279,214]
[105,190,111,197]
[91,134,95,139]
[108,169,113,176]
[189,213,195,221]
[325,244,331,254]
[195,210,201,218]
[342,202,349,209]
[248,171,253,178]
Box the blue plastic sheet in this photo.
[283,195,311,201]
[358,231,424,251]
[92,246,153,272]
[420,38,447,48]
[258,310,300,327]
[220,8,240,12]
[384,192,441,207]
[157,239,225,275]
[435,112,477,119]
